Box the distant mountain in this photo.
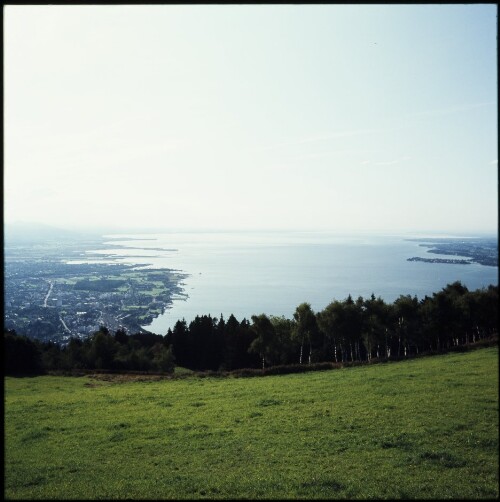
[4,222,99,243]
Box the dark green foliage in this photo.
[168,315,259,371]
[66,337,86,369]
[293,302,320,364]
[73,278,126,292]
[268,315,299,365]
[41,342,67,371]
[129,331,166,348]
[113,328,128,345]
[3,327,175,375]
[151,343,175,373]
[188,314,224,370]
[4,330,44,374]
[221,314,241,370]
[249,314,279,369]
[168,319,189,366]
[90,330,118,369]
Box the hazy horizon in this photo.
[4,5,498,235]
[4,220,498,241]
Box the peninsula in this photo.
[406,237,498,267]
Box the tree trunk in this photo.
[299,343,303,365]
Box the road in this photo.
[59,315,72,335]
[43,281,54,307]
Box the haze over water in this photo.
[84,231,498,334]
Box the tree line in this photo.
[4,282,498,375]
[4,327,175,375]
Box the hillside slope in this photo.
[5,346,498,499]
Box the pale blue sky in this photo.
[4,4,498,233]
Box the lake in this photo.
[86,231,498,334]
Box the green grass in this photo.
[5,347,499,499]
[144,287,167,296]
[55,278,78,286]
[174,366,195,376]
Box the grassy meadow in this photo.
[4,347,499,499]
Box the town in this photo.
[4,238,188,344]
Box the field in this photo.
[4,347,499,499]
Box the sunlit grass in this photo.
[5,347,498,499]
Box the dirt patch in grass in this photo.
[89,372,172,383]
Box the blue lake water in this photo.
[86,231,498,335]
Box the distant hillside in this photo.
[4,222,98,244]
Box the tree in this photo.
[66,337,86,369]
[90,328,118,369]
[317,300,350,363]
[222,314,241,370]
[4,330,43,375]
[292,303,320,364]
[188,315,221,370]
[361,296,379,361]
[170,319,189,368]
[249,314,278,369]
[41,341,66,371]
[471,285,498,338]
[335,295,364,362]
[236,318,261,369]
[392,294,420,356]
[114,328,129,345]
[152,343,175,373]
[270,315,297,365]
[362,294,390,360]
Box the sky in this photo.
[3,4,498,234]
